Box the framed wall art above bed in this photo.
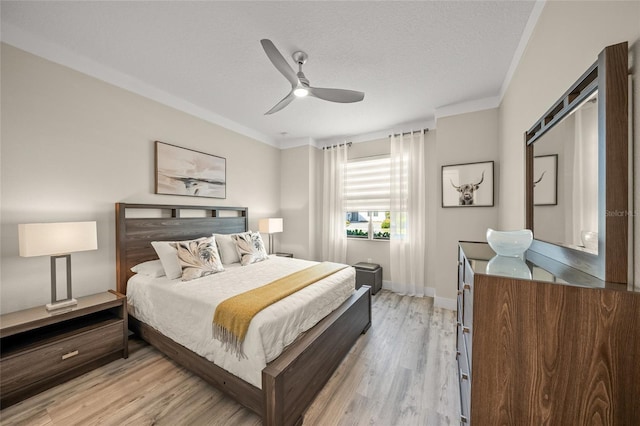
[155,141,226,199]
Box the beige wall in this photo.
[435,108,500,302]
[279,145,323,260]
[498,1,640,286]
[1,44,281,313]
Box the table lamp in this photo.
[19,221,98,311]
[258,218,283,254]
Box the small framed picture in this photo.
[442,161,494,207]
[533,154,558,206]
[155,141,226,199]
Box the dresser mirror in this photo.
[525,41,629,284]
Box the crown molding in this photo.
[435,96,500,120]
[316,117,436,148]
[279,137,321,150]
[498,0,546,102]
[1,23,277,148]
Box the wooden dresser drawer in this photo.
[1,320,123,395]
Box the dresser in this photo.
[457,241,640,425]
[0,291,128,408]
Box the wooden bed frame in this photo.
[115,203,371,426]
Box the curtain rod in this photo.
[388,128,430,138]
[322,142,352,150]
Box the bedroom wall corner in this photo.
[0,43,281,314]
[308,145,323,261]
[434,108,500,303]
[279,145,314,260]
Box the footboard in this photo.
[262,285,372,426]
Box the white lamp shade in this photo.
[258,218,283,234]
[19,221,98,257]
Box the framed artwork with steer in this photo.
[442,160,494,207]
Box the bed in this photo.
[115,203,371,426]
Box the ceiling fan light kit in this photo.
[293,87,309,97]
[260,39,365,114]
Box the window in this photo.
[344,156,391,240]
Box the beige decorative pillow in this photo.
[232,232,268,266]
[214,231,251,264]
[170,236,224,281]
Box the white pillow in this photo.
[130,259,165,278]
[232,231,269,266]
[214,231,250,264]
[151,241,183,280]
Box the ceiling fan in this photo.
[260,39,365,115]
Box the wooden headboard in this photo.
[115,203,248,294]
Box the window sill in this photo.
[346,237,390,242]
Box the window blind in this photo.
[344,156,391,211]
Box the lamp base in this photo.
[46,298,78,311]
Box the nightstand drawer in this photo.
[0,319,123,395]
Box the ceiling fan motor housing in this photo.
[292,51,308,65]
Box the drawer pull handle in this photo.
[62,350,79,360]
[460,370,469,381]
[461,414,468,423]
[463,326,471,334]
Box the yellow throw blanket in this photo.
[212,261,349,357]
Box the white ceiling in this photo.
[1,1,539,148]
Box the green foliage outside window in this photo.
[347,229,369,238]
[374,231,390,239]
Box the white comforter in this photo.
[127,256,355,388]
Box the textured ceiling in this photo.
[1,1,538,147]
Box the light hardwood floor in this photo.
[0,291,459,425]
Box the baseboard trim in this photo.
[380,281,456,311]
[434,296,457,311]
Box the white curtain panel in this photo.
[322,144,348,263]
[390,130,427,296]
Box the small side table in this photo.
[275,252,293,258]
[354,262,382,295]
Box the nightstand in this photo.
[0,291,128,408]
[275,252,293,258]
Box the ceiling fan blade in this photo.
[265,91,296,115]
[308,87,365,103]
[260,39,298,88]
